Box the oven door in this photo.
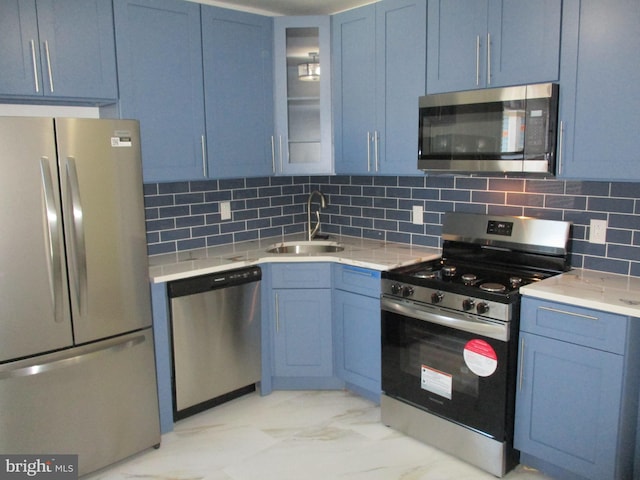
[381,296,517,441]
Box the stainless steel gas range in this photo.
[380,212,571,477]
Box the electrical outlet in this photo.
[220,201,231,221]
[412,205,424,225]
[589,219,607,244]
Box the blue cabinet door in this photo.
[0,0,116,102]
[486,0,561,88]
[558,0,640,180]
[36,0,117,101]
[375,0,425,175]
[333,0,425,175]
[427,0,488,93]
[272,288,333,378]
[427,0,560,93]
[0,0,42,97]
[332,4,377,175]
[515,331,625,480]
[114,0,206,183]
[202,7,273,179]
[333,289,380,402]
[273,16,333,176]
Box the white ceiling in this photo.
[194,0,376,16]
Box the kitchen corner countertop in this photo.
[520,269,640,317]
[148,234,441,283]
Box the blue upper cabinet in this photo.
[0,0,117,103]
[202,7,274,179]
[558,0,640,181]
[332,5,375,175]
[427,0,561,93]
[273,16,333,175]
[333,0,426,175]
[114,0,206,183]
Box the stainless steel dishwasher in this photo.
[168,265,261,420]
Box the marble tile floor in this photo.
[85,390,553,480]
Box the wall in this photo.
[144,175,640,277]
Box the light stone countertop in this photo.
[148,233,441,283]
[520,269,640,317]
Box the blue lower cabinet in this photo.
[268,263,341,389]
[333,289,380,403]
[332,265,381,403]
[515,297,640,480]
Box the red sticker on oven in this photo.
[463,339,498,377]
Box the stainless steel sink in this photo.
[266,241,344,255]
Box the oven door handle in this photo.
[381,297,509,342]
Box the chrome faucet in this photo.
[307,190,327,241]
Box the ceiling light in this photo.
[298,52,320,82]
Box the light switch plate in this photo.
[220,201,231,221]
[412,205,423,225]
[589,219,607,244]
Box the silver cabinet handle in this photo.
[44,40,54,93]
[201,135,207,177]
[275,292,280,332]
[271,135,276,173]
[557,121,564,175]
[65,157,87,315]
[278,135,284,172]
[366,131,372,172]
[29,39,40,93]
[518,338,525,391]
[486,33,491,85]
[40,158,63,323]
[374,130,380,172]
[538,305,598,321]
[475,35,481,86]
[0,334,145,379]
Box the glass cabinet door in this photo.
[274,16,333,175]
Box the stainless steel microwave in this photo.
[418,83,559,175]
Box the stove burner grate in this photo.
[413,270,438,279]
[480,282,507,293]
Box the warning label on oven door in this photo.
[463,339,498,377]
[421,365,452,399]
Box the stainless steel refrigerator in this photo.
[0,117,160,475]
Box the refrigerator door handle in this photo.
[0,334,146,380]
[39,158,64,323]
[64,157,87,314]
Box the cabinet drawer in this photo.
[521,297,628,354]
[332,264,380,297]
[271,263,332,289]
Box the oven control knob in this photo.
[431,292,444,304]
[391,283,402,295]
[401,286,414,297]
[462,299,475,311]
[476,302,490,314]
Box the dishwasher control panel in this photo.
[168,265,262,298]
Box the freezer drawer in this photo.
[0,329,160,476]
